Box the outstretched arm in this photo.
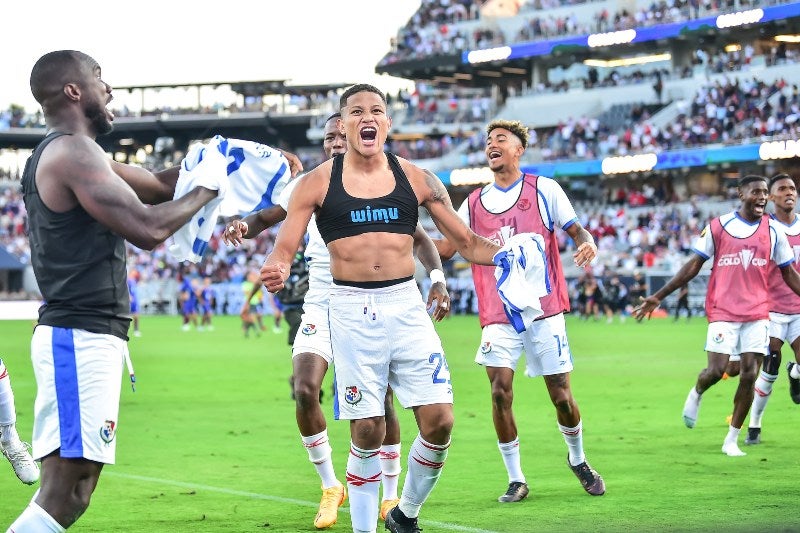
[632,254,705,321]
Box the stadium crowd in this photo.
[379,0,778,66]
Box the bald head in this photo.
[30,50,97,105]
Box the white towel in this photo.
[493,233,551,333]
[169,135,292,262]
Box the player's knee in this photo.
[421,414,454,444]
[293,377,322,408]
[552,395,575,415]
[490,384,514,408]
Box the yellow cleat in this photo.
[380,498,401,521]
[314,481,347,529]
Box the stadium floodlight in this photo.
[601,154,658,175]
[716,8,764,29]
[584,53,671,68]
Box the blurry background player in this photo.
[198,276,215,332]
[744,173,800,445]
[602,274,628,323]
[268,293,284,334]
[277,245,310,348]
[178,274,199,331]
[0,358,39,484]
[674,283,691,322]
[127,272,141,337]
[241,269,265,338]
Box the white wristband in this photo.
[429,269,446,287]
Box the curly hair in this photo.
[487,119,529,147]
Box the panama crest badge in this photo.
[345,385,363,405]
[100,420,116,444]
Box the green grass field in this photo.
[0,314,798,532]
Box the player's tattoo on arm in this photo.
[424,169,451,206]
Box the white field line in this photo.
[105,471,502,533]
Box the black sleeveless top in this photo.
[21,132,131,340]
[316,152,418,244]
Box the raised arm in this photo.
[47,136,216,250]
[413,222,451,321]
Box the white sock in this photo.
[301,430,338,488]
[346,442,382,533]
[724,425,742,444]
[8,501,66,532]
[749,371,777,428]
[398,434,449,519]
[0,360,18,428]
[497,438,525,483]
[559,420,585,466]
[791,363,800,380]
[379,443,401,501]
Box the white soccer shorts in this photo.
[705,320,769,356]
[475,313,574,377]
[292,302,333,363]
[769,312,800,345]
[328,280,453,420]
[31,325,127,464]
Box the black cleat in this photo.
[568,455,606,496]
[744,427,761,445]
[788,363,800,404]
[497,481,529,502]
[385,506,421,533]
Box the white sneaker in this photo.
[721,441,746,457]
[133,330,142,337]
[1,439,39,484]
[682,388,701,428]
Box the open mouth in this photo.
[488,149,502,160]
[360,127,377,141]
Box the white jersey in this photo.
[279,177,331,306]
[456,175,578,232]
[692,211,794,266]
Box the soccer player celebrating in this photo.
[634,175,800,456]
[435,119,605,502]
[225,111,449,529]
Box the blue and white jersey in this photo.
[170,135,292,263]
